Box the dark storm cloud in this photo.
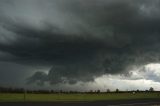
[1,0,160,85]
[0,62,33,87]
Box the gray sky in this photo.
[1,0,160,91]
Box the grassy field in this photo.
[0,93,160,102]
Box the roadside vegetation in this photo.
[0,87,160,102]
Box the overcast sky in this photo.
[1,0,160,91]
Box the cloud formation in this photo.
[52,64,160,91]
[1,0,160,85]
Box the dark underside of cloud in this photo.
[1,0,160,85]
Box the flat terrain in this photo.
[0,99,160,106]
[0,93,160,102]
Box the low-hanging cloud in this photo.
[1,0,160,85]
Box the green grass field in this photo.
[0,93,160,102]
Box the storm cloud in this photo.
[1,0,160,85]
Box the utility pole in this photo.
[24,88,26,102]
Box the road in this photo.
[0,99,160,106]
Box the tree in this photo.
[96,90,101,93]
[107,89,110,93]
[116,88,119,93]
[89,90,93,93]
[136,89,140,92]
[149,87,154,92]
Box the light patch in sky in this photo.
[56,63,160,91]
[94,63,160,91]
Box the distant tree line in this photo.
[0,86,158,94]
